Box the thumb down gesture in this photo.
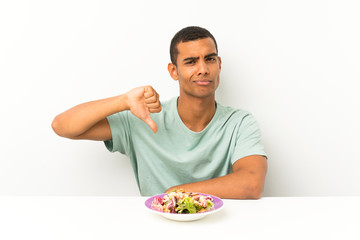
[125,86,162,133]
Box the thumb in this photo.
[143,116,158,133]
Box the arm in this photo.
[165,155,267,199]
[51,86,161,140]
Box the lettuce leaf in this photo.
[176,197,197,214]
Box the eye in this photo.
[185,60,195,65]
[206,57,216,62]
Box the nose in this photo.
[197,59,209,76]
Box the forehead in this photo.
[176,38,217,58]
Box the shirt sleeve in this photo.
[104,111,132,155]
[231,113,267,164]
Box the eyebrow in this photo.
[183,52,218,62]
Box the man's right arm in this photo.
[51,86,161,141]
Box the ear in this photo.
[218,56,222,70]
[167,63,178,80]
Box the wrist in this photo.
[111,94,130,112]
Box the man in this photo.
[52,26,267,199]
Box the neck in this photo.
[177,95,216,132]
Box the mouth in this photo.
[193,80,212,86]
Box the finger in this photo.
[144,86,155,99]
[148,106,162,113]
[147,97,161,111]
[143,116,158,133]
[144,87,160,104]
[144,93,159,105]
[145,96,157,104]
[146,102,161,109]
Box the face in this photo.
[168,38,222,99]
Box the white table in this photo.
[0,197,359,240]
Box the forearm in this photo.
[166,170,265,199]
[52,94,128,138]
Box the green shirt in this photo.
[105,97,266,196]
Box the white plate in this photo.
[145,193,224,221]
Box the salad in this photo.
[151,189,214,214]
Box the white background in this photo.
[1,0,359,196]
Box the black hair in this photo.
[170,26,218,66]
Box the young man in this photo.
[52,26,267,199]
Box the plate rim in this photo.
[144,192,224,217]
